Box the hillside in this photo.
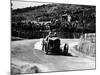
[12,3,95,22]
[11,3,96,39]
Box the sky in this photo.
[12,0,49,9]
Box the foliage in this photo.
[11,3,96,39]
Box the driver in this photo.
[45,32,52,41]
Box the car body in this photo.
[42,37,69,55]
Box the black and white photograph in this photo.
[11,0,96,74]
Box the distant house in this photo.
[61,14,71,22]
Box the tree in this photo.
[12,16,26,22]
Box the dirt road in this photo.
[11,39,95,73]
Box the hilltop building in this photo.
[61,14,71,22]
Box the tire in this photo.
[46,51,48,55]
[63,44,68,55]
[45,43,48,55]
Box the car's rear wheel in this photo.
[46,51,48,55]
[63,44,68,55]
[45,43,49,55]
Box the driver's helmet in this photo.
[47,32,57,39]
[48,32,53,38]
[48,32,52,35]
[54,32,57,36]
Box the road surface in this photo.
[11,39,95,73]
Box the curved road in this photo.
[11,39,95,73]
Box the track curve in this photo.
[11,39,95,73]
